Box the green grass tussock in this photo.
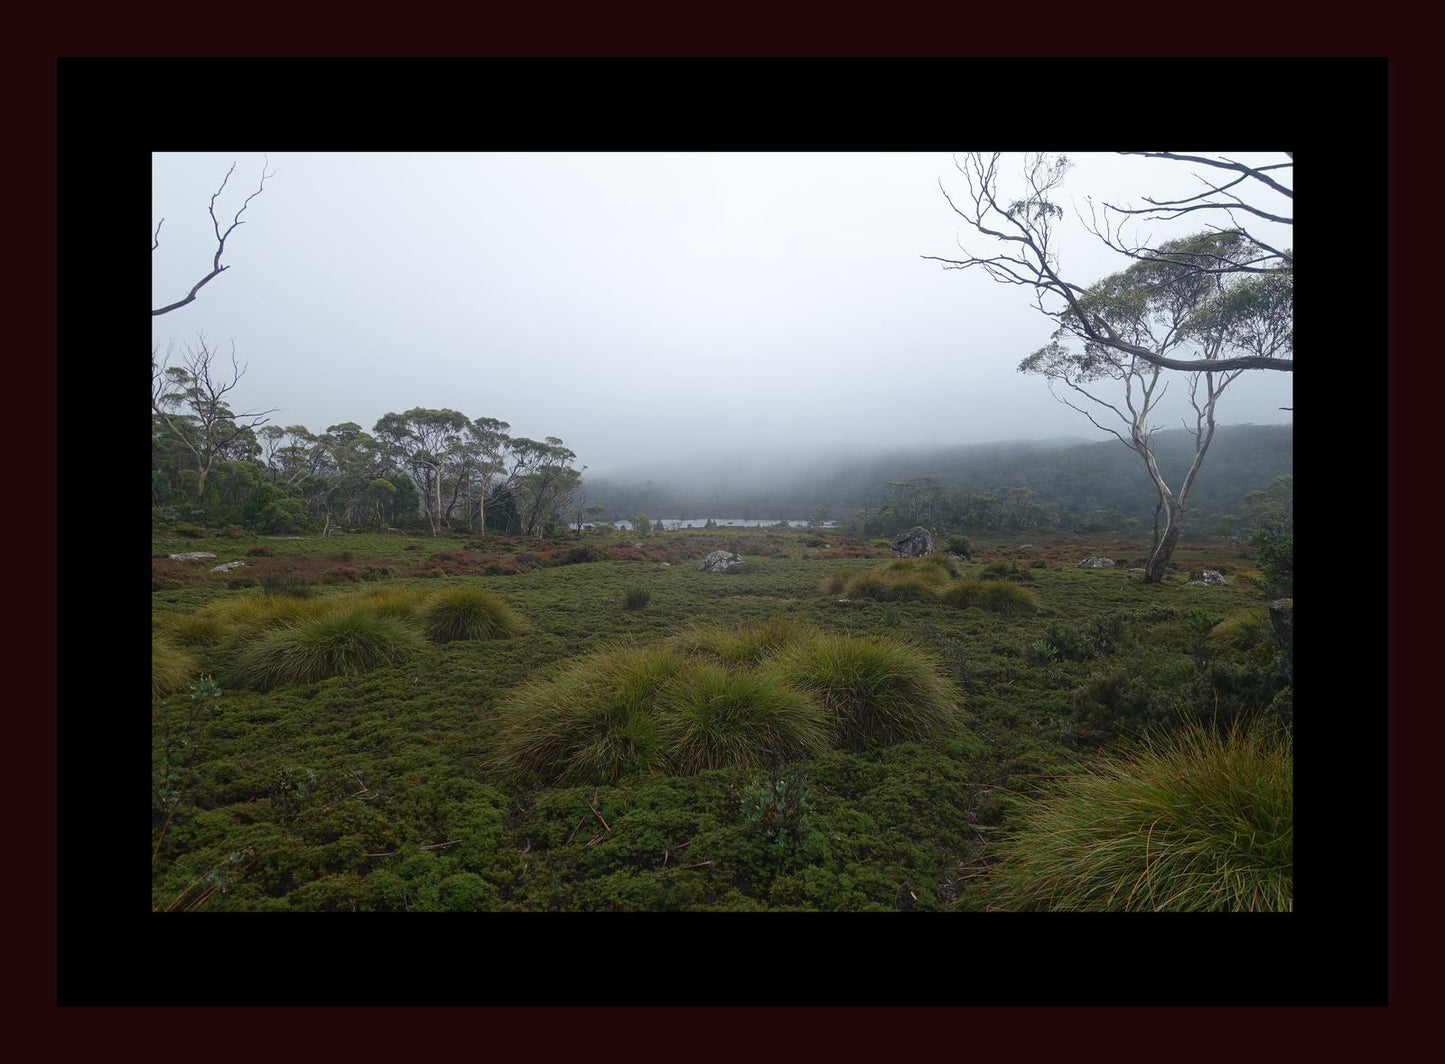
[822,557,955,602]
[423,587,523,643]
[772,634,963,748]
[668,618,821,668]
[487,645,691,785]
[1208,606,1275,657]
[661,663,831,774]
[152,635,197,700]
[940,578,1037,615]
[982,723,1292,912]
[231,609,423,691]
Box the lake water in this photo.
[605,518,837,531]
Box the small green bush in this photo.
[622,587,651,610]
[1070,667,1164,739]
[232,610,423,690]
[946,534,972,558]
[772,634,962,749]
[981,724,1292,911]
[423,587,522,642]
[174,523,205,539]
[435,872,498,911]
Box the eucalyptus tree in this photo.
[151,335,275,502]
[462,416,513,534]
[1018,229,1288,581]
[507,437,583,537]
[925,152,1292,376]
[373,408,472,536]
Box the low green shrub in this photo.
[423,587,522,642]
[981,723,1292,911]
[434,872,498,911]
[946,534,972,558]
[1070,667,1164,739]
[622,588,651,611]
[771,634,962,749]
[232,610,423,690]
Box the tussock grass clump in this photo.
[669,618,821,669]
[939,579,985,610]
[823,557,955,602]
[940,578,1037,615]
[978,580,1038,615]
[351,587,429,622]
[983,724,1292,911]
[488,645,691,785]
[622,587,651,610]
[773,635,962,748]
[423,587,522,643]
[232,610,422,690]
[886,554,959,579]
[207,594,337,636]
[1209,607,1275,657]
[168,612,229,646]
[661,663,831,775]
[152,636,197,700]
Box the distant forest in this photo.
[586,423,1292,539]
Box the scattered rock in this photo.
[1186,570,1228,586]
[210,561,247,573]
[1077,557,1115,568]
[699,550,743,573]
[1127,567,1146,572]
[892,527,935,557]
[168,552,218,562]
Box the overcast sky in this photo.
[151,151,1293,477]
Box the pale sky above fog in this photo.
[151,151,1293,477]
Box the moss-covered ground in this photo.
[151,526,1285,911]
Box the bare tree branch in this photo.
[152,157,276,317]
[1117,152,1294,200]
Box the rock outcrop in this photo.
[1077,557,1115,568]
[699,550,743,573]
[892,527,935,557]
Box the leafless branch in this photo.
[152,156,276,317]
[1117,152,1293,200]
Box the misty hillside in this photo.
[584,423,1292,533]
